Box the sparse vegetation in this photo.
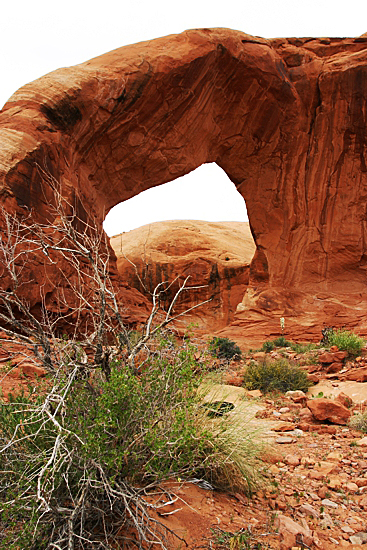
[262,340,275,352]
[272,336,292,348]
[242,358,313,394]
[0,335,265,549]
[261,337,317,353]
[0,180,266,548]
[349,410,367,433]
[209,527,258,549]
[209,337,242,360]
[327,329,365,356]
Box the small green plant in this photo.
[261,337,292,351]
[272,336,292,347]
[290,342,317,353]
[0,335,265,548]
[349,411,367,433]
[242,358,313,394]
[209,527,255,549]
[209,337,242,360]
[327,329,365,355]
[262,340,275,352]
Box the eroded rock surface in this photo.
[110,220,255,331]
[1,28,367,340]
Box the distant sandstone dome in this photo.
[110,220,256,332]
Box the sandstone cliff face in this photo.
[110,220,255,332]
[1,29,367,342]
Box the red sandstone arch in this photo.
[1,28,367,341]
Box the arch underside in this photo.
[1,28,367,342]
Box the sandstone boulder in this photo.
[306,398,351,425]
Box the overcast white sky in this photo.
[1,0,365,235]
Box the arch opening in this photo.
[106,163,256,332]
[103,163,249,236]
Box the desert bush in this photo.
[349,411,367,433]
[261,337,292,352]
[209,337,242,360]
[327,329,365,355]
[261,338,317,354]
[262,340,275,352]
[242,358,313,394]
[272,336,293,348]
[0,176,264,548]
[0,336,264,549]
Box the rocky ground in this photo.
[152,343,367,549]
[2,333,367,549]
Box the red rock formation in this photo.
[1,28,367,342]
[306,398,351,425]
[110,220,255,331]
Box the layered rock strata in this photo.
[1,28,367,340]
[111,220,255,331]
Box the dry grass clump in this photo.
[349,411,367,433]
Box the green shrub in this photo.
[262,340,275,352]
[0,337,263,548]
[242,359,313,394]
[290,342,317,354]
[261,338,318,354]
[272,336,292,348]
[327,329,365,355]
[209,337,241,360]
[349,411,367,433]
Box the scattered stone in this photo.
[285,390,307,403]
[274,422,295,432]
[328,476,342,489]
[321,498,338,508]
[350,532,367,544]
[247,389,262,398]
[346,482,359,493]
[279,407,290,413]
[357,437,367,446]
[341,525,355,534]
[310,461,338,480]
[275,514,313,548]
[318,487,329,499]
[224,372,243,386]
[319,352,336,363]
[326,362,343,373]
[319,512,334,529]
[276,436,294,444]
[336,392,354,408]
[298,407,314,421]
[307,373,320,383]
[299,503,319,518]
[326,451,342,462]
[285,454,301,466]
[342,367,367,382]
